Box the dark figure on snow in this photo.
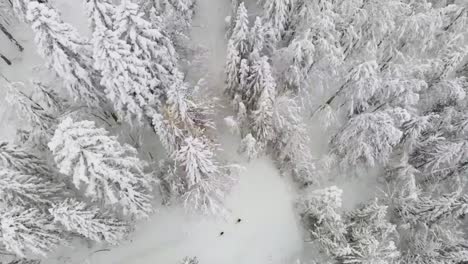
[236,218,242,223]
[219,231,224,236]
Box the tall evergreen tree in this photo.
[48,118,153,219]
[49,199,129,244]
[26,1,104,107]
[0,207,63,257]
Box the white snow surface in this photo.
[74,158,303,264]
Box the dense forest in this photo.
[0,0,468,263]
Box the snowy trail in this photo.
[189,0,231,90]
[78,158,303,264]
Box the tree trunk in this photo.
[0,23,24,52]
[0,53,11,65]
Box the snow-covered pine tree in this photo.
[282,30,315,94]
[339,199,400,264]
[87,0,150,123]
[230,2,250,59]
[226,0,240,38]
[48,117,153,219]
[138,0,195,59]
[330,111,403,169]
[272,96,316,185]
[225,41,241,97]
[0,142,65,207]
[0,167,61,209]
[175,136,234,215]
[49,199,129,244]
[6,81,57,150]
[299,189,400,263]
[26,1,104,107]
[114,0,178,83]
[239,133,258,160]
[0,207,63,257]
[245,54,275,111]
[85,0,115,30]
[262,0,291,43]
[250,76,275,152]
[31,81,68,115]
[392,191,468,263]
[250,17,266,53]
[0,142,53,179]
[297,186,349,257]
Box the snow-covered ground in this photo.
[76,158,303,264]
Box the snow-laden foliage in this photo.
[0,142,64,208]
[297,186,347,257]
[0,167,60,208]
[262,0,291,42]
[272,96,316,184]
[26,1,104,107]
[0,1,15,25]
[298,187,400,264]
[390,191,468,264]
[224,2,316,185]
[138,0,195,55]
[6,81,58,150]
[49,118,153,219]
[175,137,235,215]
[239,134,258,161]
[50,199,129,244]
[10,0,28,21]
[331,111,403,168]
[115,0,178,85]
[230,2,249,58]
[86,0,236,215]
[0,207,63,257]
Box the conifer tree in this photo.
[175,137,234,215]
[6,81,57,150]
[48,118,153,219]
[0,207,63,257]
[225,41,241,97]
[49,199,129,244]
[0,142,65,207]
[262,0,291,42]
[114,0,178,84]
[0,168,61,208]
[26,1,104,107]
[250,17,266,54]
[230,2,250,59]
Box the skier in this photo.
[236,218,242,223]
